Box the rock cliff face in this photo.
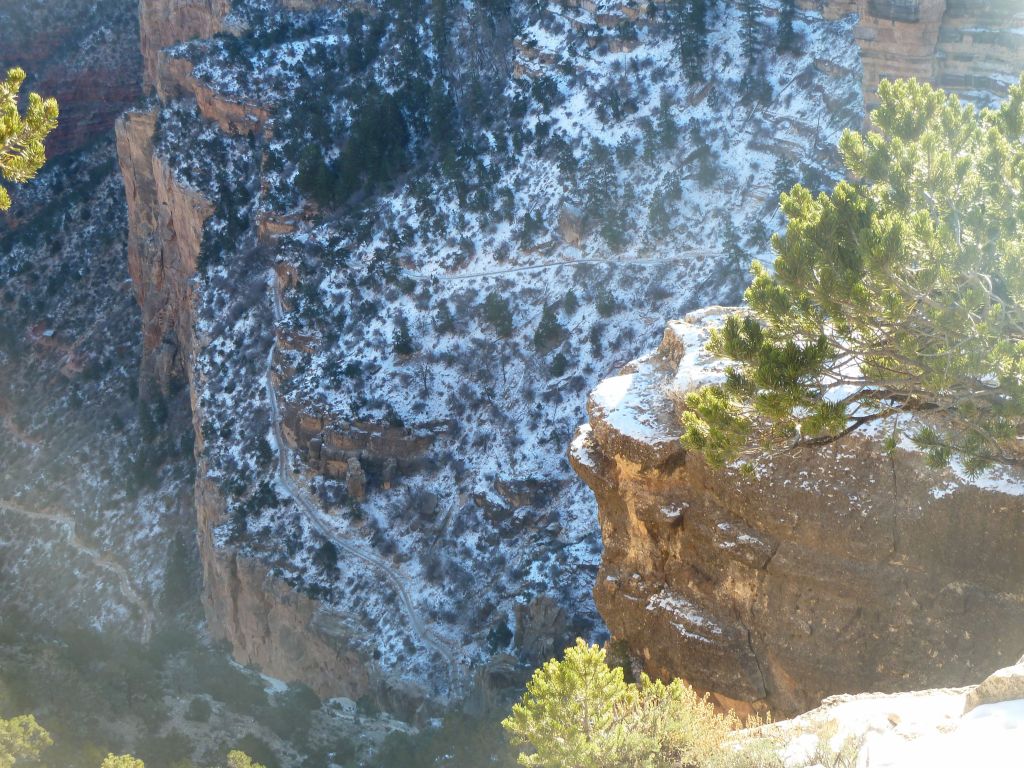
[570,309,1024,717]
[117,0,417,712]
[155,52,269,135]
[193,459,375,702]
[804,0,1024,108]
[139,0,231,90]
[116,109,214,394]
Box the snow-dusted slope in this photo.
[146,0,863,704]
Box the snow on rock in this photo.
[745,662,1024,768]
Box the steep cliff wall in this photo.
[139,0,231,90]
[116,109,214,394]
[803,0,1024,108]
[155,51,269,135]
[570,309,1024,717]
[115,0,430,712]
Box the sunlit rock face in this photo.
[139,0,231,89]
[570,310,1024,717]
[802,0,1024,110]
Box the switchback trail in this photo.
[264,273,460,691]
[401,249,725,283]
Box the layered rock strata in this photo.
[803,0,1024,108]
[570,308,1024,716]
[139,0,231,89]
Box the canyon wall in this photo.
[570,310,1024,717]
[139,0,231,90]
[803,0,1024,108]
[0,0,142,158]
[116,109,213,394]
[116,0,418,712]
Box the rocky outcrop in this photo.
[280,401,440,485]
[803,0,1024,108]
[570,309,1024,717]
[139,0,230,90]
[156,52,269,135]
[963,655,1024,714]
[116,108,214,394]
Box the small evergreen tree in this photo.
[776,0,798,53]
[502,639,746,768]
[0,68,58,211]
[0,715,52,767]
[482,292,514,337]
[683,77,1024,474]
[739,0,761,69]
[669,0,709,83]
[392,313,415,356]
[534,304,566,352]
[688,119,717,188]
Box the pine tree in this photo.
[0,715,52,768]
[680,0,709,84]
[101,757,145,768]
[776,0,798,53]
[739,0,761,69]
[502,639,746,768]
[0,68,59,211]
[502,639,630,767]
[688,118,717,187]
[683,77,1024,474]
[392,313,415,356]
[482,292,514,338]
[534,304,566,352]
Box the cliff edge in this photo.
[570,308,1024,716]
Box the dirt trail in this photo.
[0,500,155,643]
[264,272,460,691]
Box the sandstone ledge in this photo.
[571,309,1024,716]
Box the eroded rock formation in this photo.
[571,309,1024,717]
[116,109,214,393]
[804,0,1024,108]
[139,0,230,89]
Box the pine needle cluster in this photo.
[682,76,1024,474]
[0,67,59,211]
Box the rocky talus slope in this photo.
[570,308,1024,717]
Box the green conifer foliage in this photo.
[502,639,631,767]
[0,715,52,768]
[502,639,747,768]
[0,67,59,211]
[682,77,1024,474]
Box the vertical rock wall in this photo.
[139,0,231,90]
[115,109,213,394]
[802,0,1024,108]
